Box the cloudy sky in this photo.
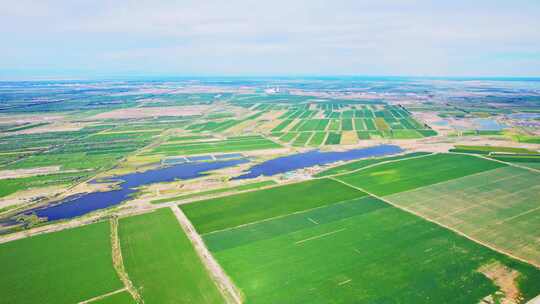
[1,0,539,79]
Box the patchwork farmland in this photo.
[385,166,540,266]
[0,222,123,304]
[268,104,437,147]
[1,79,539,304]
[179,157,540,303]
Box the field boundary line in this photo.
[329,177,540,269]
[110,217,143,303]
[449,151,540,174]
[367,165,508,199]
[0,202,167,245]
[393,168,530,213]
[320,152,436,179]
[307,217,319,225]
[295,228,346,245]
[201,194,368,236]
[0,215,107,245]
[432,185,537,222]
[78,287,127,304]
[479,154,540,173]
[498,205,540,225]
[170,205,243,304]
[151,152,437,227]
[526,293,540,304]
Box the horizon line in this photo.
[1,74,540,82]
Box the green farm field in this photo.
[450,145,538,155]
[385,166,540,266]
[335,153,505,196]
[292,132,313,146]
[181,178,364,234]
[203,197,540,303]
[325,132,341,145]
[119,208,224,303]
[0,171,92,198]
[0,222,123,304]
[307,132,327,146]
[93,291,136,304]
[149,136,281,156]
[314,152,431,177]
[279,132,298,143]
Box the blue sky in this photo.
[1,0,539,79]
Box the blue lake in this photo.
[509,113,540,120]
[473,118,506,131]
[234,144,403,179]
[25,159,249,222]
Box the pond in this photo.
[509,113,540,120]
[473,118,506,131]
[234,144,402,179]
[23,159,249,222]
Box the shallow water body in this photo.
[25,159,249,221]
[235,145,403,179]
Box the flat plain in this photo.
[181,178,365,234]
[203,197,540,303]
[335,153,505,196]
[385,165,540,266]
[0,222,123,304]
[118,208,224,303]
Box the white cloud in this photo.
[1,0,539,77]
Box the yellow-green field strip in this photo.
[384,166,540,267]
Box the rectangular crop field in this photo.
[279,132,298,143]
[118,208,224,303]
[314,152,431,177]
[150,137,281,156]
[203,197,540,303]
[450,145,538,155]
[181,178,364,234]
[298,119,318,131]
[0,222,123,304]
[271,119,294,132]
[374,118,390,131]
[385,166,540,266]
[292,132,313,146]
[335,153,505,196]
[356,131,370,139]
[353,119,365,130]
[324,132,341,145]
[328,119,340,131]
[308,132,326,146]
[341,119,353,131]
[298,119,328,131]
[391,129,422,139]
[290,120,306,131]
[340,131,357,145]
[363,118,377,131]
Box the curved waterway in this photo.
[234,144,402,179]
[25,159,249,221]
